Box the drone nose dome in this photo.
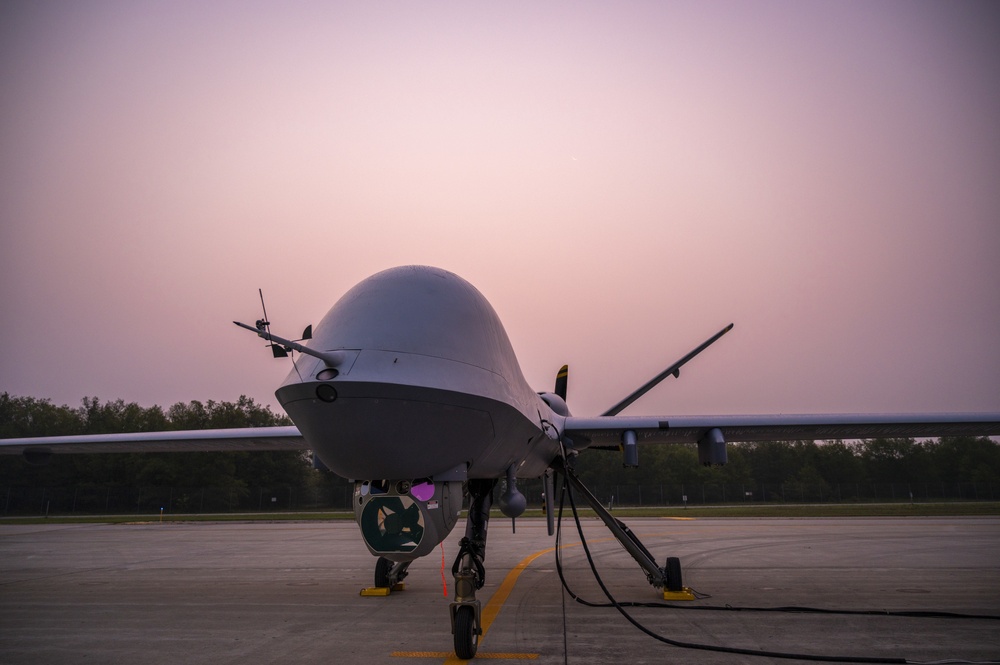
[310,265,524,381]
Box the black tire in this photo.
[453,605,478,659]
[665,556,683,592]
[374,556,392,588]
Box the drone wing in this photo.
[0,426,307,462]
[563,413,1000,449]
[563,413,1000,466]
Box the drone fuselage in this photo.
[276,265,562,484]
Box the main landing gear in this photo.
[558,459,690,599]
[375,557,411,589]
[449,478,496,660]
[360,557,411,597]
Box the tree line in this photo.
[0,393,347,512]
[568,435,1000,506]
[572,434,1000,491]
[2,393,998,512]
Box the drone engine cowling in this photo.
[353,479,463,562]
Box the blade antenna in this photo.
[258,288,270,329]
[256,289,292,360]
[255,288,273,339]
[601,323,734,417]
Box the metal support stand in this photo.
[560,463,668,589]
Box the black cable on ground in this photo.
[560,555,569,665]
[553,470,1000,664]
[558,545,1000,622]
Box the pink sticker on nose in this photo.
[411,482,435,501]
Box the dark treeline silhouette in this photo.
[573,436,1000,489]
[2,393,998,513]
[570,435,1000,505]
[0,393,352,514]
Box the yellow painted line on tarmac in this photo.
[480,545,555,635]
[392,652,537,660]
[392,543,559,662]
[443,544,554,663]
[394,520,700,662]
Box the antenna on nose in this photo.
[235,290,342,368]
[256,289,289,358]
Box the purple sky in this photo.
[2,1,998,419]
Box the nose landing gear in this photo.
[449,478,496,660]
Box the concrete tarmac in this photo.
[1,516,998,664]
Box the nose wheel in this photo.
[453,604,479,659]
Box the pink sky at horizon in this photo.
[1,1,998,419]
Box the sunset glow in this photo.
[2,1,998,417]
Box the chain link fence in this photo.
[3,479,997,516]
[567,480,998,507]
[1,484,357,516]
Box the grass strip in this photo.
[2,502,998,525]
